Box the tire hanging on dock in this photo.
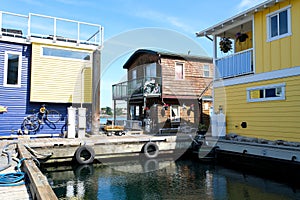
[75,145,95,164]
[143,142,159,158]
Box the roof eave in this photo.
[196,0,286,37]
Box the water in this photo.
[43,159,300,200]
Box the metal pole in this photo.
[91,49,101,135]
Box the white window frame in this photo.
[41,46,92,62]
[203,65,210,77]
[247,83,286,102]
[175,62,184,80]
[3,51,22,88]
[145,63,156,78]
[170,105,180,122]
[266,5,291,42]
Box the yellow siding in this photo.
[235,31,253,52]
[254,0,300,73]
[30,43,93,103]
[214,76,300,142]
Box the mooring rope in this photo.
[0,142,53,187]
[0,158,26,187]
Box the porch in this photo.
[215,48,253,79]
[112,77,162,100]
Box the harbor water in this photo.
[43,158,300,200]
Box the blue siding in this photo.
[0,41,68,136]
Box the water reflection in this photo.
[43,159,300,200]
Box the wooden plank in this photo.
[17,144,58,200]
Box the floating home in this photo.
[0,12,103,136]
[112,49,213,134]
[197,0,300,142]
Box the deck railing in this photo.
[112,77,162,100]
[215,48,253,79]
[0,11,103,47]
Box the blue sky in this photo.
[1,0,265,107]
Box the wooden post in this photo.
[17,144,58,200]
[91,49,101,135]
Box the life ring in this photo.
[143,159,159,172]
[143,142,159,158]
[75,145,95,164]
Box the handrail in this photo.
[216,48,253,61]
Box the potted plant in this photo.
[197,123,207,135]
[219,37,232,53]
[235,32,248,42]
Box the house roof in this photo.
[123,48,212,69]
[196,0,287,37]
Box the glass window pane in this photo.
[271,15,278,37]
[279,10,288,35]
[265,88,276,97]
[7,54,19,85]
[43,47,91,60]
[175,63,183,79]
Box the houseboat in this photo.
[0,11,103,136]
[112,49,213,135]
[196,0,300,163]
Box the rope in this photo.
[0,158,26,187]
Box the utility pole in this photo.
[91,49,101,135]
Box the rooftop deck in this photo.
[0,11,103,49]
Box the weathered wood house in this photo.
[112,49,213,134]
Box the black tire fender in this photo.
[75,145,95,164]
[143,142,159,158]
[143,159,159,172]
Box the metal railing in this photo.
[112,77,162,100]
[215,48,253,79]
[0,11,103,47]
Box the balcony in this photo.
[215,48,253,79]
[112,77,162,100]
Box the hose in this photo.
[0,158,26,187]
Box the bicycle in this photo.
[21,105,61,134]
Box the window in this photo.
[170,105,180,122]
[203,65,210,77]
[267,6,291,42]
[42,47,91,60]
[145,63,156,78]
[131,69,137,88]
[175,62,184,79]
[247,83,285,102]
[4,52,22,87]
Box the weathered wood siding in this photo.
[30,43,92,103]
[161,57,213,98]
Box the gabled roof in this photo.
[196,0,287,37]
[123,48,212,69]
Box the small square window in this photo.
[203,65,210,77]
[267,6,291,41]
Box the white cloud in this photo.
[237,0,266,11]
[134,10,195,33]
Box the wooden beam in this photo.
[17,144,58,200]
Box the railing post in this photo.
[0,11,2,38]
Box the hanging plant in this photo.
[219,37,232,53]
[236,32,248,42]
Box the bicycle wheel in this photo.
[46,110,61,123]
[21,116,40,133]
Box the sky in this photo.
[1,0,266,107]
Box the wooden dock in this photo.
[0,133,195,199]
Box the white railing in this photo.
[215,48,253,79]
[0,11,103,47]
